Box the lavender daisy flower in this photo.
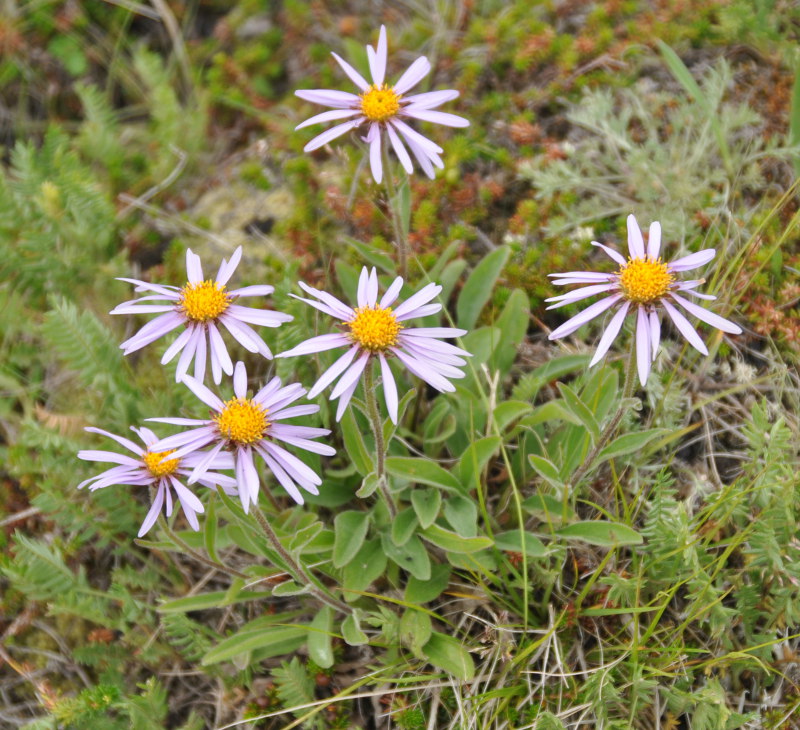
[295,24,468,183]
[78,426,235,537]
[111,246,293,384]
[148,362,334,513]
[547,214,743,386]
[277,266,471,423]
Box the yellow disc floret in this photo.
[214,398,269,445]
[618,257,674,304]
[360,84,401,122]
[179,280,231,323]
[143,450,180,478]
[347,306,402,352]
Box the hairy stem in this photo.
[382,146,408,278]
[251,504,351,615]
[568,341,638,489]
[364,361,398,519]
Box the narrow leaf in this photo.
[332,510,370,568]
[422,632,475,680]
[557,521,643,547]
[420,524,492,554]
[456,246,510,329]
[386,457,462,492]
[307,606,334,669]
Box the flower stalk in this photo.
[363,362,397,519]
[568,339,638,490]
[251,504,351,615]
[381,146,408,278]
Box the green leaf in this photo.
[511,354,591,402]
[307,606,334,669]
[421,524,492,554]
[381,533,431,580]
[203,493,220,563]
[156,590,262,612]
[386,457,462,492]
[427,239,461,279]
[332,510,371,568]
[391,507,419,546]
[398,177,411,239]
[383,388,417,443]
[405,563,451,604]
[656,40,732,174]
[443,495,478,538]
[356,472,379,498]
[438,258,468,302]
[342,538,387,599]
[791,58,800,177]
[334,259,359,302]
[272,580,312,597]
[493,400,533,432]
[399,609,433,656]
[456,246,510,329]
[594,429,666,465]
[202,624,306,665]
[288,521,324,553]
[536,711,567,730]
[490,288,530,374]
[422,632,475,680]
[345,236,394,274]
[557,521,643,547]
[522,400,583,427]
[494,531,546,558]
[411,488,442,529]
[458,436,501,489]
[341,410,374,476]
[48,35,89,76]
[225,524,270,559]
[527,454,564,487]
[341,610,369,646]
[556,383,600,441]
[521,494,574,522]
[459,326,500,369]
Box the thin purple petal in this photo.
[627,214,645,260]
[589,301,630,367]
[661,299,709,355]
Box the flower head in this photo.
[78,426,235,537]
[148,362,335,513]
[111,247,293,384]
[295,25,469,182]
[547,214,743,385]
[277,267,471,423]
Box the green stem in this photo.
[251,504,351,615]
[155,511,247,580]
[568,339,638,490]
[381,146,408,278]
[363,362,398,520]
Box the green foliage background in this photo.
[1,1,799,728]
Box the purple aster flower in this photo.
[277,266,471,423]
[148,362,334,513]
[111,246,293,384]
[547,214,743,386]
[78,426,235,537]
[295,24,469,183]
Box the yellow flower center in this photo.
[179,280,231,323]
[360,84,401,122]
[347,306,402,352]
[618,257,674,304]
[214,398,269,445]
[143,450,180,478]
